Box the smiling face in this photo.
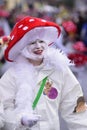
[27,39,48,61]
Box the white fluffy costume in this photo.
[0,16,87,130]
[14,47,72,115]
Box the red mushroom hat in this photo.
[73,41,87,52]
[68,53,87,67]
[62,20,77,34]
[4,16,61,62]
[0,9,10,17]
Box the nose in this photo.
[36,41,41,48]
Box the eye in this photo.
[30,41,36,45]
[39,40,45,43]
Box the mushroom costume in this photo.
[0,16,61,129]
[5,16,61,62]
[0,16,87,130]
[62,20,77,34]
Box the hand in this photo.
[21,114,41,127]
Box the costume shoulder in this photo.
[0,66,15,80]
[46,47,73,71]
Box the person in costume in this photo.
[0,16,87,130]
[0,9,11,77]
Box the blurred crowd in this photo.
[0,1,87,130]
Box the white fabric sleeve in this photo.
[59,66,87,130]
[0,102,5,128]
[0,68,16,128]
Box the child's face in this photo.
[27,39,48,60]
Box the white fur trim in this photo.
[44,47,73,70]
[14,56,37,114]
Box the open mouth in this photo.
[34,50,43,55]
